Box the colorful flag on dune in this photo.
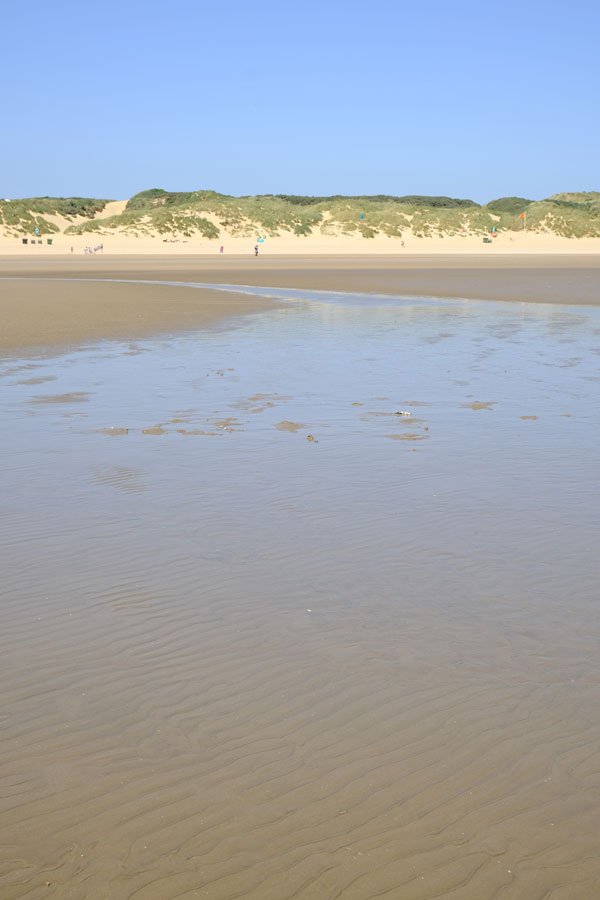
[519,212,527,219]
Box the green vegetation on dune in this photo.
[3,190,600,240]
[66,207,220,239]
[522,199,600,238]
[549,192,600,205]
[98,190,325,239]
[124,189,225,212]
[273,194,478,208]
[485,197,532,214]
[4,197,109,217]
[0,196,110,236]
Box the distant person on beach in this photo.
[220,245,224,254]
[254,245,259,256]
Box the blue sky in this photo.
[2,0,598,202]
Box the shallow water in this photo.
[1,289,600,899]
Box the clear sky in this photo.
[2,0,598,202]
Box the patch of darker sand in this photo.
[363,411,423,425]
[234,393,291,414]
[386,433,429,441]
[212,417,244,431]
[142,426,167,435]
[463,401,495,411]
[97,427,129,436]
[520,415,538,420]
[275,421,304,433]
[176,429,220,436]
[361,410,398,419]
[17,375,57,385]
[30,391,91,404]
[0,363,41,378]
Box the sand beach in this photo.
[1,212,600,259]
[1,256,600,899]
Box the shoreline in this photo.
[1,254,599,357]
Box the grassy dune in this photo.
[2,189,599,240]
[0,197,109,237]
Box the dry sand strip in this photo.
[1,254,599,355]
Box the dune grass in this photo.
[0,197,110,236]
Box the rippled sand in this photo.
[1,286,600,899]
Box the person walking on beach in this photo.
[220,245,224,254]
[254,244,259,256]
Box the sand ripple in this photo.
[2,287,600,898]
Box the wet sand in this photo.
[0,278,278,357]
[1,254,599,356]
[2,276,600,899]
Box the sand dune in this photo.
[3,190,599,256]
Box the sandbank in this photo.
[0,277,278,357]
